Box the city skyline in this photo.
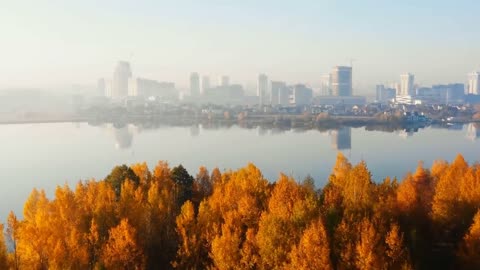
[1,1,480,91]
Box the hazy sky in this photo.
[1,0,479,93]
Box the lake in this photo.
[1,121,480,221]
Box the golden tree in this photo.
[287,218,332,270]
[102,219,145,269]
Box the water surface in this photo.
[1,122,479,221]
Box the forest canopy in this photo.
[1,154,480,270]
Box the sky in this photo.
[1,0,479,93]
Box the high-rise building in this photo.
[257,74,269,105]
[331,66,352,96]
[112,61,132,98]
[320,74,332,96]
[219,75,230,87]
[289,84,313,105]
[271,81,286,105]
[399,73,415,96]
[467,71,480,95]
[376,84,396,103]
[278,86,290,106]
[201,76,210,94]
[190,72,200,97]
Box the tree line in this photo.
[1,153,480,269]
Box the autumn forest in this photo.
[1,153,480,269]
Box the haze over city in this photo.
[1,0,480,92]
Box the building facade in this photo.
[289,84,313,106]
[467,71,480,95]
[190,72,200,97]
[399,73,415,96]
[201,76,210,94]
[331,66,352,96]
[376,84,396,103]
[257,74,269,106]
[112,61,132,98]
[271,81,286,106]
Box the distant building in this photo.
[112,61,132,98]
[201,76,210,94]
[432,84,465,104]
[415,84,465,104]
[190,72,200,97]
[202,84,244,104]
[257,74,269,106]
[320,74,332,96]
[376,84,396,103]
[289,84,313,105]
[128,78,177,99]
[278,86,290,106]
[271,81,286,106]
[399,73,415,96]
[104,79,113,97]
[467,71,480,95]
[219,75,230,87]
[331,66,352,96]
[315,96,366,106]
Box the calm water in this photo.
[1,122,480,221]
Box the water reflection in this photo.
[109,124,134,149]
[100,120,479,151]
[330,127,351,150]
[467,123,480,141]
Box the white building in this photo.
[128,78,177,99]
[201,76,210,94]
[190,72,200,97]
[257,74,269,106]
[467,71,480,95]
[399,73,415,96]
[112,61,132,98]
[320,74,332,96]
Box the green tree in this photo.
[171,165,194,206]
[105,164,140,197]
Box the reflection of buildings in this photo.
[190,124,200,137]
[467,123,480,141]
[397,129,415,139]
[257,126,268,136]
[109,124,134,149]
[331,127,351,150]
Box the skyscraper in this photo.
[219,75,229,87]
[112,61,132,98]
[190,72,200,97]
[257,74,269,105]
[320,74,332,96]
[399,73,415,96]
[467,71,480,95]
[271,81,286,105]
[201,75,210,94]
[331,66,352,96]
